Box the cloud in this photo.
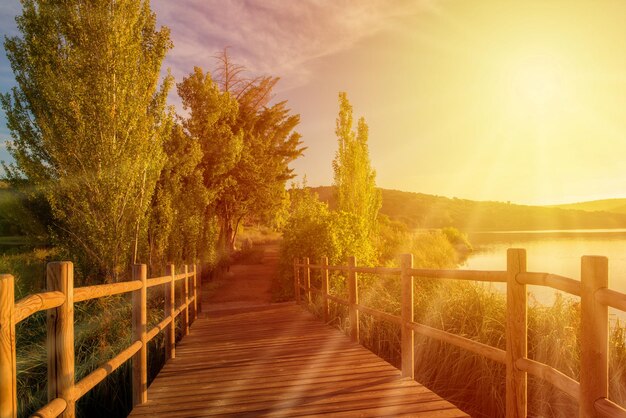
[152,0,432,90]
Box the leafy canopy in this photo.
[1,0,172,280]
[332,92,381,263]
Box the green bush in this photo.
[275,187,376,301]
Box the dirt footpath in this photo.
[201,243,280,313]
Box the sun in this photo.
[507,54,565,110]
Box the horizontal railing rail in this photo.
[294,249,626,418]
[0,261,201,418]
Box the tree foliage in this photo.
[278,183,373,299]
[147,123,214,269]
[178,52,304,254]
[1,0,172,280]
[332,92,381,263]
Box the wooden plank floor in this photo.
[129,303,469,417]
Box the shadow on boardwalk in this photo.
[129,244,469,417]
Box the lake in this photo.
[462,229,626,306]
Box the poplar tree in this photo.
[147,123,212,269]
[332,92,382,246]
[1,1,172,280]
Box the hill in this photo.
[546,198,626,215]
[309,186,626,231]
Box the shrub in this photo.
[276,186,376,301]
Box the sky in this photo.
[2,0,626,206]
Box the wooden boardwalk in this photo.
[129,303,468,417]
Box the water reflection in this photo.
[464,229,626,291]
[462,229,626,318]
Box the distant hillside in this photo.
[547,198,626,215]
[309,186,626,231]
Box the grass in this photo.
[235,224,281,248]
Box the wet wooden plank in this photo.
[130,303,468,417]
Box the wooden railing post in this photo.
[165,264,176,360]
[580,256,609,417]
[348,256,359,342]
[187,264,194,325]
[47,262,75,418]
[183,265,189,336]
[321,257,329,323]
[195,264,202,315]
[506,249,527,418]
[294,258,300,304]
[131,264,147,407]
[192,264,198,322]
[304,257,311,305]
[0,274,16,418]
[400,254,414,379]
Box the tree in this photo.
[216,99,303,251]
[332,92,381,263]
[1,0,172,281]
[176,66,243,258]
[147,123,213,270]
[180,51,304,254]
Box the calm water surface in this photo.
[462,229,626,301]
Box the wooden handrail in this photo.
[0,261,199,418]
[409,321,506,364]
[515,357,579,399]
[516,272,581,296]
[74,280,142,303]
[147,316,173,342]
[595,397,626,418]
[74,341,142,401]
[410,268,507,283]
[146,275,171,287]
[294,249,626,417]
[14,292,64,324]
[595,287,626,311]
[30,398,66,418]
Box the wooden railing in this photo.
[0,261,201,418]
[294,249,626,418]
